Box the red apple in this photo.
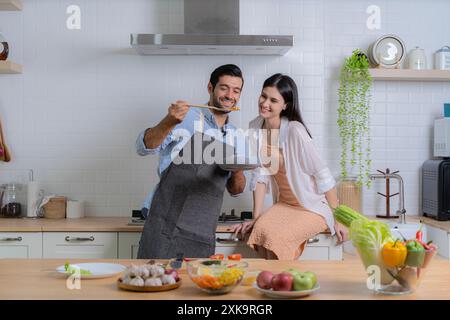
[256,271,274,289]
[271,272,293,291]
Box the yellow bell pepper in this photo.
[382,239,407,268]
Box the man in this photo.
[136,64,246,259]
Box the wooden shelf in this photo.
[0,60,22,74]
[0,0,22,11]
[369,68,450,82]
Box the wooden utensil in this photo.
[0,115,11,162]
[188,103,240,111]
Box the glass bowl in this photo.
[374,248,438,295]
[186,259,248,294]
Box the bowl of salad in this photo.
[186,259,247,294]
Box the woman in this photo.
[231,73,348,260]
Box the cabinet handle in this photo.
[0,237,23,242]
[216,237,240,244]
[65,236,95,242]
[307,237,320,244]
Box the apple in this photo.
[285,268,301,277]
[303,271,317,287]
[293,272,315,291]
[256,271,274,289]
[271,272,293,291]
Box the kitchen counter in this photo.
[1,254,449,300]
[0,217,255,233]
[407,215,450,233]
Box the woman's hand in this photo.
[230,220,255,238]
[334,221,349,244]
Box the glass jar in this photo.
[1,183,24,218]
[337,176,362,213]
[0,32,9,61]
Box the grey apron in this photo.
[137,132,230,259]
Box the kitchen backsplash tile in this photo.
[1,0,449,217]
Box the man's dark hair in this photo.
[209,64,244,90]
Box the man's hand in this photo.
[167,100,190,125]
[226,170,245,195]
[334,221,349,244]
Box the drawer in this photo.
[43,232,118,259]
[300,246,330,260]
[304,234,333,247]
[0,232,43,258]
[215,233,259,258]
[301,234,343,260]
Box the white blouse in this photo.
[247,116,337,235]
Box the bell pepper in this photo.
[416,224,423,242]
[209,254,224,260]
[382,239,407,268]
[227,253,242,261]
[405,240,425,267]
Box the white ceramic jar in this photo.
[408,46,427,70]
[435,46,450,70]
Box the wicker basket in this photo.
[43,196,66,219]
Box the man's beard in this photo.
[212,96,233,113]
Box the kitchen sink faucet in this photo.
[369,172,406,224]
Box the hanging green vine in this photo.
[338,49,373,187]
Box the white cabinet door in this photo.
[43,232,117,259]
[0,232,42,258]
[426,225,449,259]
[215,233,259,258]
[299,234,343,261]
[118,232,141,259]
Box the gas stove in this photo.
[217,210,252,223]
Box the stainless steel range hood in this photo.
[130,0,293,56]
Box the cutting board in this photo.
[0,115,11,162]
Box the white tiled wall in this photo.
[324,0,450,216]
[0,0,449,217]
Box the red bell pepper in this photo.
[228,253,242,261]
[416,224,423,242]
[209,254,224,260]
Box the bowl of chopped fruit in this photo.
[186,259,247,294]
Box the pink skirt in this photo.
[247,202,328,260]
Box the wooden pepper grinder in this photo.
[376,168,400,219]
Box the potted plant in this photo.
[337,50,373,211]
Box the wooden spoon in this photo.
[0,115,11,162]
[188,103,240,112]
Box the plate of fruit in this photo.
[253,269,319,299]
[117,260,181,292]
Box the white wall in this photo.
[0,0,449,217]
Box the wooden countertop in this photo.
[6,215,446,234]
[0,217,246,233]
[1,254,449,300]
[407,215,450,233]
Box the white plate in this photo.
[252,282,320,299]
[56,263,126,279]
